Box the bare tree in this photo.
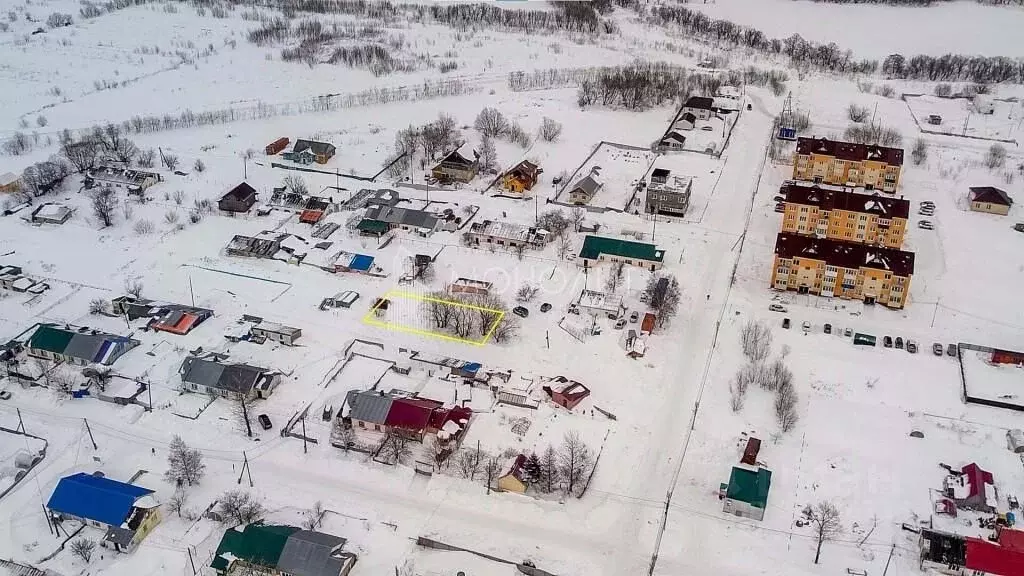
[302,501,326,530]
[537,209,570,238]
[377,433,412,464]
[425,291,456,329]
[172,189,185,205]
[94,124,138,164]
[483,454,503,494]
[455,448,482,480]
[556,234,575,260]
[515,283,539,303]
[474,294,505,336]
[570,206,586,231]
[232,393,253,438]
[729,371,748,412]
[60,134,100,173]
[540,117,563,142]
[604,261,625,293]
[642,274,681,327]
[283,174,308,195]
[69,539,96,563]
[165,435,205,487]
[162,153,180,170]
[124,278,143,298]
[193,159,206,173]
[21,158,71,197]
[450,306,475,338]
[474,107,508,137]
[808,501,842,564]
[911,138,928,166]
[91,187,116,227]
[775,379,799,432]
[89,298,109,315]
[479,133,498,173]
[846,103,869,123]
[764,358,792,392]
[557,431,593,496]
[539,445,559,493]
[986,144,1007,169]
[492,315,520,343]
[168,489,188,518]
[217,490,265,525]
[136,148,156,168]
[740,320,773,362]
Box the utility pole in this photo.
[882,544,895,576]
[238,451,253,487]
[240,395,252,438]
[302,413,308,454]
[335,168,339,192]
[187,547,197,575]
[146,378,152,412]
[243,157,248,180]
[123,309,131,331]
[188,274,196,307]
[534,195,539,225]
[83,418,98,450]
[962,112,970,136]
[546,330,550,349]
[16,408,26,434]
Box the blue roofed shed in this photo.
[47,472,153,527]
[348,254,374,272]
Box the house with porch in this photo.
[179,356,281,400]
[47,472,160,553]
[211,523,357,576]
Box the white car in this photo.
[769,304,787,313]
[918,220,935,230]
[801,321,811,332]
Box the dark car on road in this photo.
[947,343,958,357]
[883,336,893,348]
[513,306,529,318]
[540,303,552,313]
[933,343,944,356]
[258,414,272,430]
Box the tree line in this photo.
[882,52,1024,83]
[452,431,596,497]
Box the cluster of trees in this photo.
[383,113,460,177]
[3,79,469,154]
[421,291,520,343]
[216,490,265,525]
[163,435,207,520]
[537,208,578,260]
[911,138,929,166]
[843,122,902,147]
[47,11,73,27]
[640,274,681,327]
[731,321,799,433]
[325,44,412,76]
[474,107,531,150]
[882,53,1024,83]
[453,431,595,497]
[650,7,878,76]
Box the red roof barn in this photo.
[965,536,1024,576]
[542,377,591,410]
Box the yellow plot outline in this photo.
[361,289,506,346]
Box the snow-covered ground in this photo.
[687,0,1024,59]
[0,1,1023,575]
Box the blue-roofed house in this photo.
[347,254,374,272]
[47,472,161,553]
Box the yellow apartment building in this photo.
[780,183,910,249]
[770,232,914,309]
[792,137,904,193]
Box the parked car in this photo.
[895,336,904,349]
[0,390,10,400]
[883,335,893,348]
[701,125,714,131]
[773,196,785,203]
[540,303,552,313]
[919,207,935,215]
[947,343,958,357]
[782,318,791,329]
[513,306,529,318]
[746,103,753,111]
[932,343,944,356]
[823,323,832,334]
[918,220,934,230]
[1014,223,1024,233]
[258,414,272,430]
[322,404,333,421]
[844,328,853,337]
[630,311,639,323]
[769,304,787,313]
[801,321,811,332]
[907,340,918,354]
[921,201,935,207]
[614,318,627,329]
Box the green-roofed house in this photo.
[578,235,665,272]
[355,218,389,238]
[210,523,358,576]
[720,466,772,521]
[210,523,297,574]
[25,323,139,366]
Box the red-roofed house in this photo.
[542,378,591,410]
[965,537,1024,576]
[384,398,442,440]
[960,463,996,511]
[998,529,1024,552]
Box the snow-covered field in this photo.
[0,0,1023,575]
[687,0,1024,59]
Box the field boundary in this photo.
[362,289,505,346]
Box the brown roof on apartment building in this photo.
[796,137,904,167]
[782,183,910,219]
[774,232,915,277]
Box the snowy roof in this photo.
[86,166,159,186]
[469,220,544,243]
[796,137,904,166]
[774,233,915,277]
[252,322,301,337]
[569,174,603,197]
[34,203,70,219]
[577,289,623,312]
[0,172,18,186]
[11,277,34,290]
[782,182,910,218]
[970,186,1013,206]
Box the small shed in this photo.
[497,454,529,493]
[741,437,761,466]
[1008,429,1024,454]
[265,137,289,155]
[641,313,656,335]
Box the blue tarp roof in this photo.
[47,472,153,526]
[462,362,482,373]
[348,254,374,271]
